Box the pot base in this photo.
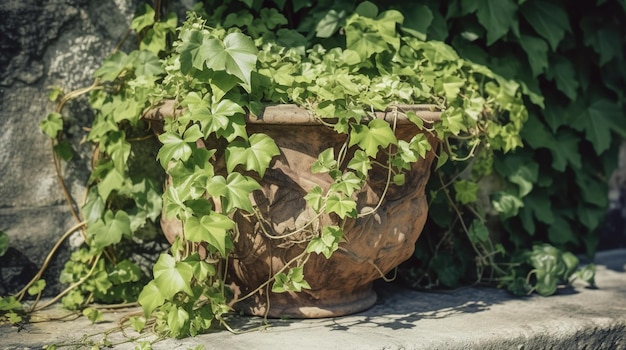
[233,285,377,319]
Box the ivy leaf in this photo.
[545,57,578,100]
[520,1,570,51]
[206,173,260,214]
[306,225,343,259]
[519,35,548,76]
[94,52,128,81]
[349,119,397,157]
[138,280,165,317]
[167,305,190,338]
[304,186,324,213]
[440,107,466,135]
[548,216,577,245]
[83,307,104,324]
[271,267,311,293]
[311,148,338,174]
[491,191,524,219]
[0,296,22,311]
[134,50,165,77]
[325,193,357,219]
[40,112,63,138]
[401,4,433,41]
[87,210,131,252]
[184,214,234,256]
[347,150,372,176]
[197,32,258,91]
[97,167,127,200]
[27,279,46,296]
[316,9,345,38]
[329,172,363,196]
[475,0,518,45]
[225,133,280,177]
[581,20,624,66]
[53,140,74,161]
[157,126,201,167]
[583,98,626,154]
[130,4,155,32]
[468,220,489,245]
[153,254,193,299]
[454,180,479,204]
[521,115,581,171]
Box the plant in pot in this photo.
[33,0,529,338]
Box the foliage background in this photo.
[376,0,626,289]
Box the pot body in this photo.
[228,106,439,318]
[160,105,440,318]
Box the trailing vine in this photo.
[2,0,616,340]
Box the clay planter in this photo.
[155,104,441,318]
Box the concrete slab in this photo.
[2,249,625,350]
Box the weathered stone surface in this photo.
[0,0,140,295]
[1,249,625,349]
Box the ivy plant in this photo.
[4,0,614,339]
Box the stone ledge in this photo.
[1,249,625,350]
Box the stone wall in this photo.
[0,0,140,295]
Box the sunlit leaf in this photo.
[152,254,193,299]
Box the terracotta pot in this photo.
[156,104,441,318]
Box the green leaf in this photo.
[330,172,363,196]
[87,210,131,251]
[82,307,104,324]
[166,305,190,338]
[97,167,127,200]
[272,267,311,293]
[129,316,147,333]
[582,98,626,154]
[349,119,397,157]
[548,216,577,245]
[157,131,194,167]
[316,10,346,38]
[184,214,234,256]
[518,35,548,76]
[153,254,193,299]
[401,5,433,41]
[520,1,570,51]
[53,140,74,161]
[581,20,624,66]
[491,191,524,219]
[355,1,378,17]
[454,180,479,205]
[134,50,165,77]
[468,220,489,244]
[40,112,63,138]
[130,4,155,32]
[576,264,596,287]
[0,296,22,311]
[325,193,357,219]
[94,51,128,81]
[306,225,343,259]
[138,280,165,317]
[545,57,578,100]
[311,148,338,174]
[304,186,324,213]
[475,0,518,45]
[27,279,46,296]
[225,133,280,177]
[206,173,261,214]
[191,32,258,90]
[347,150,372,176]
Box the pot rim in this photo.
[247,103,441,126]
